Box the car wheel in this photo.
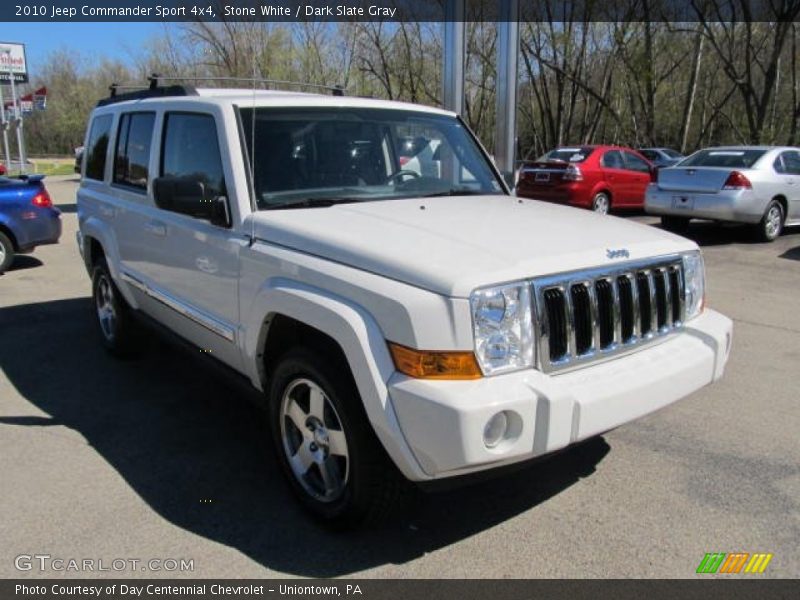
[755,200,784,242]
[0,231,14,274]
[660,216,690,233]
[91,257,141,357]
[592,192,611,214]
[268,347,405,528]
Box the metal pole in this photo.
[0,83,10,173]
[495,0,520,188]
[443,0,465,115]
[8,69,26,174]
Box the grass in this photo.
[4,157,75,177]
[30,158,76,176]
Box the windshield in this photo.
[538,147,595,163]
[662,148,683,159]
[679,149,765,168]
[238,107,505,210]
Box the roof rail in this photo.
[150,74,346,96]
[98,82,198,107]
[97,73,346,107]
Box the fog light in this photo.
[483,411,509,448]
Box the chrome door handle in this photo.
[144,221,167,236]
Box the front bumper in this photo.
[388,308,732,480]
[645,187,765,224]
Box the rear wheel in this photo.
[0,231,14,274]
[660,215,690,234]
[268,347,405,528]
[592,192,610,214]
[755,200,784,242]
[91,257,141,357]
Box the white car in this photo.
[76,84,732,527]
[645,146,800,241]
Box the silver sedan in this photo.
[645,146,800,241]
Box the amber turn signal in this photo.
[388,342,482,380]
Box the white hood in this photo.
[250,195,697,298]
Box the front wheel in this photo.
[755,200,784,242]
[268,348,405,528]
[0,231,14,274]
[592,192,611,214]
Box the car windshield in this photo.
[662,148,683,159]
[679,149,766,168]
[538,147,595,163]
[238,107,505,210]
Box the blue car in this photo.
[0,174,61,273]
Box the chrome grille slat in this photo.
[532,257,686,373]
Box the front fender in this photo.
[242,278,428,481]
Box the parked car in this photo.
[516,145,656,213]
[0,163,6,176]
[0,174,61,273]
[645,146,800,241]
[638,147,684,169]
[76,84,732,527]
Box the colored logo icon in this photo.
[696,552,773,574]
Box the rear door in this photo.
[774,151,800,220]
[621,151,653,207]
[599,150,631,203]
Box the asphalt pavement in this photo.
[1,176,798,578]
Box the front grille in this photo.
[533,257,685,372]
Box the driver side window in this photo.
[160,112,227,215]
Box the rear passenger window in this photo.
[779,151,800,175]
[84,115,112,181]
[114,112,155,191]
[160,113,226,201]
[601,151,623,169]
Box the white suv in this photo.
[76,84,733,527]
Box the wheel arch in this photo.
[771,195,788,219]
[244,278,427,481]
[0,222,19,251]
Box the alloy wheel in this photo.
[279,378,349,502]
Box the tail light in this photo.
[722,171,752,190]
[31,189,53,208]
[563,164,583,181]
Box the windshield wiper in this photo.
[418,189,490,198]
[263,197,363,210]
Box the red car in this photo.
[515,145,656,214]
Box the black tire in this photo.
[660,215,691,234]
[268,347,405,529]
[0,231,14,274]
[591,192,611,214]
[754,200,784,242]
[91,257,142,357]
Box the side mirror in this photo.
[153,177,230,227]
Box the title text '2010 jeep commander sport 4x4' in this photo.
[76,83,732,527]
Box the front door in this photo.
[140,111,243,371]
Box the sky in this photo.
[2,23,169,76]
